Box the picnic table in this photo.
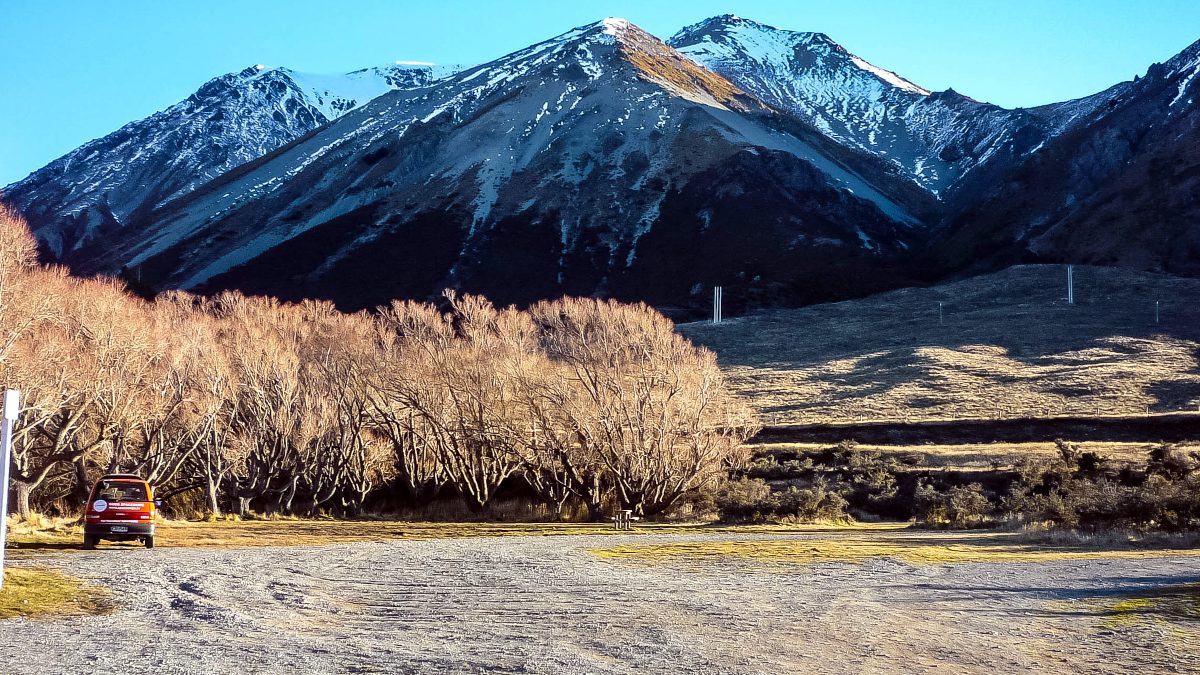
[611,509,640,530]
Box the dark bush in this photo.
[731,440,1200,532]
[715,478,775,522]
[772,479,849,522]
[1148,443,1197,479]
[914,482,992,528]
[715,477,848,523]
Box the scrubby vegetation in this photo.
[721,439,1200,531]
[5,200,1197,533]
[0,205,757,520]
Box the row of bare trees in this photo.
[0,205,758,519]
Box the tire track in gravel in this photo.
[1,533,1198,673]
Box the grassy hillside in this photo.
[680,265,1200,425]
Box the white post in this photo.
[1067,265,1074,305]
[1155,300,1160,324]
[0,389,19,591]
[938,302,943,325]
[713,286,723,324]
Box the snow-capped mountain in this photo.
[933,37,1200,277]
[5,14,1198,312]
[2,61,462,257]
[668,15,1080,195]
[66,18,935,310]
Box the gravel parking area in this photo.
[1,532,1198,673]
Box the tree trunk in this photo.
[13,482,33,520]
[282,482,297,515]
[205,476,222,518]
[72,458,91,509]
[584,499,605,522]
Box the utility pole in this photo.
[712,286,723,324]
[1156,300,1160,324]
[0,389,20,590]
[1067,265,1074,305]
[938,302,944,325]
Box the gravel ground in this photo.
[1,533,1198,673]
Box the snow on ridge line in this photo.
[1170,61,1200,107]
[671,15,931,97]
[272,61,466,120]
[848,54,930,96]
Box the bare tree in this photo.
[0,205,757,520]
[531,298,759,517]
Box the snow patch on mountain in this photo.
[668,15,1055,195]
[283,62,465,119]
[847,54,929,95]
[1170,57,1200,107]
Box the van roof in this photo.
[99,474,146,481]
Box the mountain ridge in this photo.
[2,60,463,258]
[3,15,1197,316]
[667,14,1073,195]
[66,18,931,311]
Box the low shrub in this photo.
[772,479,849,522]
[727,441,1200,531]
[715,477,848,523]
[715,477,777,522]
[914,482,991,528]
[1003,443,1200,531]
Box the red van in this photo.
[83,474,157,549]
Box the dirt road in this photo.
[1,532,1198,673]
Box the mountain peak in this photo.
[671,16,928,96]
[601,17,634,34]
[669,15,1038,193]
[601,17,759,111]
[1,56,464,256]
[438,18,758,113]
[680,14,775,33]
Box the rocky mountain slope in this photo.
[2,62,460,257]
[4,14,1197,313]
[668,15,1117,196]
[934,39,1200,276]
[63,19,935,310]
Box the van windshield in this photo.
[93,480,148,502]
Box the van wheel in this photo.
[144,536,155,549]
[82,535,96,550]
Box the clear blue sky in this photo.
[3,0,1199,186]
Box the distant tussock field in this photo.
[680,264,1200,425]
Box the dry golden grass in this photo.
[589,529,1200,568]
[680,265,1200,424]
[5,515,82,545]
[613,22,754,112]
[1038,579,1200,651]
[6,519,607,551]
[154,520,639,548]
[1094,585,1200,628]
[0,568,113,619]
[4,518,769,551]
[5,516,905,552]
